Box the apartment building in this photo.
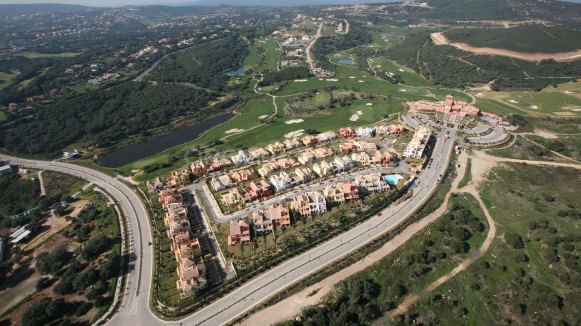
[351,152,371,166]
[245,180,273,200]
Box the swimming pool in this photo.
[383,174,404,186]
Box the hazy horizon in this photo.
[0,0,576,8]
[0,0,403,7]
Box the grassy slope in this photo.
[405,164,581,325]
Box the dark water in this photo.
[98,113,235,168]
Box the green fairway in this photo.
[0,70,19,91]
[506,91,581,116]
[276,65,471,103]
[475,98,530,116]
[0,111,5,122]
[224,96,403,148]
[19,52,80,58]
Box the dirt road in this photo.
[431,32,581,62]
[241,153,469,326]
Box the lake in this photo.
[337,58,354,65]
[98,113,235,168]
[226,66,248,75]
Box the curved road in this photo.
[0,154,154,325]
[0,128,454,326]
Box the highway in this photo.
[0,154,154,326]
[0,128,454,326]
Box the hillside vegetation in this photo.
[147,35,248,91]
[384,32,581,90]
[445,25,581,53]
[0,82,217,156]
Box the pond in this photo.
[98,113,235,168]
[337,57,354,65]
[226,66,248,75]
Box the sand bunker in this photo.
[285,119,304,124]
[225,128,244,134]
[565,91,573,94]
[326,79,338,82]
[398,69,404,72]
[509,100,519,104]
[295,79,307,82]
[358,80,364,83]
[399,89,407,92]
[366,103,372,106]
[258,115,268,119]
[350,76,356,79]
[476,92,484,97]
[530,105,539,109]
[350,110,364,122]
[285,130,304,139]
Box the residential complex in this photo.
[158,188,207,298]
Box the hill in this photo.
[444,24,581,54]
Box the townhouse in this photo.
[294,167,315,184]
[252,204,291,235]
[210,174,234,191]
[316,131,337,143]
[229,169,256,184]
[333,156,355,172]
[302,135,319,147]
[356,127,375,138]
[290,191,327,217]
[266,142,286,156]
[312,161,336,177]
[231,150,251,165]
[191,160,208,176]
[339,127,356,138]
[228,219,251,245]
[354,140,378,152]
[323,181,360,204]
[249,147,270,161]
[371,151,393,166]
[245,180,274,200]
[351,152,371,166]
[258,162,278,178]
[353,173,391,194]
[284,138,303,150]
[314,147,334,159]
[298,150,316,165]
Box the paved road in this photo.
[0,128,454,326]
[306,23,323,72]
[193,164,409,223]
[0,154,153,326]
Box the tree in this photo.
[505,233,524,249]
